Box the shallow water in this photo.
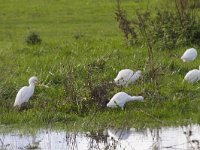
[0,124,200,150]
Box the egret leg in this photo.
[19,102,29,111]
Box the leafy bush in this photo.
[115,0,200,50]
[26,32,42,45]
[151,9,200,50]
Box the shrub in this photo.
[115,0,200,50]
[26,32,42,45]
[115,0,137,44]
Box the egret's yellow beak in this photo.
[37,81,49,88]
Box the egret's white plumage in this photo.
[181,48,197,62]
[14,76,38,107]
[107,92,144,109]
[184,68,200,84]
[114,69,142,87]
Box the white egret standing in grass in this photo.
[184,67,200,84]
[181,48,197,62]
[13,76,38,107]
[114,69,142,87]
[107,92,144,109]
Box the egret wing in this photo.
[14,86,29,106]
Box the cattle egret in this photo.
[184,67,200,84]
[107,92,144,109]
[14,76,38,107]
[114,69,142,87]
[181,48,197,62]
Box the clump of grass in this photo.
[26,32,42,45]
[90,81,115,108]
[88,57,106,70]
[64,64,79,104]
[63,63,91,115]
[73,32,85,40]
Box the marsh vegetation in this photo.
[0,0,200,131]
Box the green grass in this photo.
[0,0,200,132]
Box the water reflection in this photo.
[0,125,200,150]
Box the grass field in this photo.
[0,0,200,131]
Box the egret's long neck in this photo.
[29,83,35,88]
[129,96,144,102]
